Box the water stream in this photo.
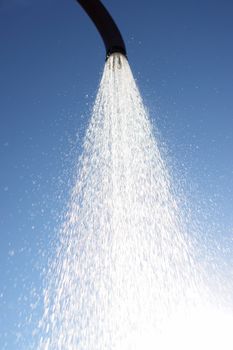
[38,54,232,350]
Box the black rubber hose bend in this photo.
[76,0,127,60]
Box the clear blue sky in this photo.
[1,0,233,348]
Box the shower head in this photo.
[76,0,127,60]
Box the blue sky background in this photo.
[1,0,233,348]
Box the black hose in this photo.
[76,0,127,60]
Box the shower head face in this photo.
[106,46,127,60]
[76,0,127,60]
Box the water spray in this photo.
[37,3,233,349]
[76,0,127,60]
